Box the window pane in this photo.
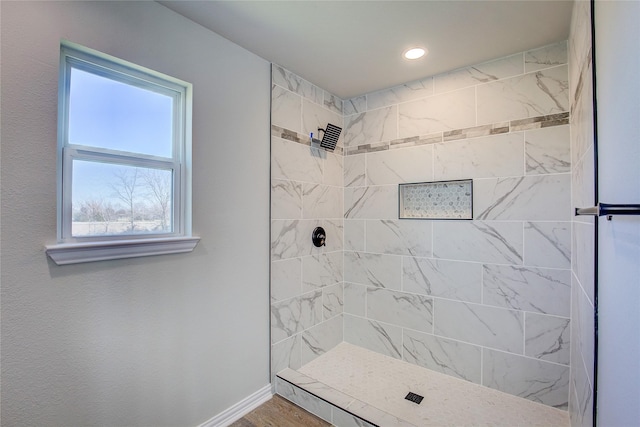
[72,160,173,237]
[68,68,173,158]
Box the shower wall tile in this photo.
[570,292,591,424]
[569,0,591,98]
[303,98,344,148]
[473,174,571,221]
[344,106,397,148]
[271,258,302,303]
[271,179,302,219]
[343,315,403,359]
[434,53,524,94]
[569,383,580,427]
[434,300,524,353]
[271,219,307,260]
[402,256,482,303]
[366,145,434,185]
[272,334,301,377]
[272,51,575,408]
[271,290,323,343]
[323,152,344,187]
[271,66,344,387]
[324,91,343,114]
[365,220,432,257]
[344,251,401,290]
[571,59,594,166]
[272,84,302,133]
[572,273,595,386]
[569,5,594,419]
[344,154,366,187]
[366,288,433,332]
[322,219,345,253]
[344,185,397,219]
[302,183,343,219]
[571,285,595,427]
[477,65,569,124]
[398,87,476,138]
[402,329,482,384]
[525,313,570,365]
[272,137,323,183]
[525,41,568,73]
[571,354,594,427]
[525,125,571,175]
[482,264,571,317]
[366,77,434,110]
[572,221,595,302]
[433,221,523,265]
[572,144,596,217]
[301,314,343,365]
[302,252,343,292]
[344,220,365,252]
[272,219,343,260]
[343,95,367,116]
[433,132,524,180]
[343,282,366,317]
[323,283,344,319]
[272,64,322,104]
[482,349,570,409]
[524,222,571,269]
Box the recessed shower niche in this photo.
[399,179,473,220]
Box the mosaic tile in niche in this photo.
[400,180,472,219]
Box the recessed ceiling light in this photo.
[403,47,427,60]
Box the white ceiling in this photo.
[160,1,574,99]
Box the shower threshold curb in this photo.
[276,368,417,427]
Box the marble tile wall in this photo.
[271,41,578,412]
[342,41,573,410]
[568,1,596,426]
[270,64,345,380]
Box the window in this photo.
[46,41,198,264]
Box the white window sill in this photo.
[45,236,200,265]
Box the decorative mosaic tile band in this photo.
[271,111,569,157]
[346,141,390,155]
[510,112,570,131]
[443,122,510,142]
[271,125,344,155]
[271,125,310,145]
[346,112,570,156]
[388,133,443,150]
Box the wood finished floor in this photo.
[230,395,331,427]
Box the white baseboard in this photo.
[198,384,273,427]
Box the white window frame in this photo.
[46,41,198,265]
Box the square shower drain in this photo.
[405,392,424,404]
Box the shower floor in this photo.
[278,342,569,427]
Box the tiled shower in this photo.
[270,2,595,425]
